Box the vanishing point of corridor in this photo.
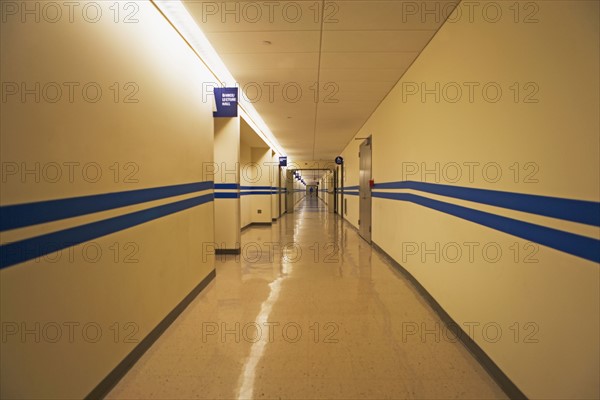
[107,196,506,399]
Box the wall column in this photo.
[214,117,241,253]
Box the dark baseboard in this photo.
[242,222,273,231]
[249,222,272,226]
[215,248,241,255]
[86,269,216,400]
[371,242,527,400]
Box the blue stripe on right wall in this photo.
[372,191,600,263]
[373,181,600,226]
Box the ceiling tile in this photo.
[323,1,454,31]
[320,51,417,70]
[320,68,403,82]
[184,0,449,159]
[322,30,435,53]
[220,52,319,69]
[205,31,321,53]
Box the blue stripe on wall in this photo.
[240,186,272,190]
[0,194,214,270]
[372,192,600,263]
[240,191,272,196]
[214,192,239,199]
[373,181,600,227]
[0,181,214,232]
[214,183,238,190]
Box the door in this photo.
[333,168,338,214]
[359,138,372,242]
[285,170,294,213]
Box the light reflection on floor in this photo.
[108,196,507,399]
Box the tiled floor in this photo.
[107,196,507,399]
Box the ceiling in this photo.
[184,0,455,160]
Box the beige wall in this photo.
[324,170,335,211]
[279,166,287,216]
[214,117,241,249]
[338,2,599,398]
[240,141,252,228]
[318,174,326,204]
[293,178,306,204]
[0,1,215,398]
[250,147,272,223]
[318,170,334,208]
[240,142,273,226]
[269,151,278,220]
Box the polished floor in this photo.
[107,196,507,399]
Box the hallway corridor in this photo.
[107,197,506,399]
[2,1,598,397]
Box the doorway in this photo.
[359,137,372,243]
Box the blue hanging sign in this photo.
[279,156,287,167]
[213,87,238,117]
[335,156,344,165]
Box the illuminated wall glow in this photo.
[152,0,285,156]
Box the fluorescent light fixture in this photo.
[152,0,286,156]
